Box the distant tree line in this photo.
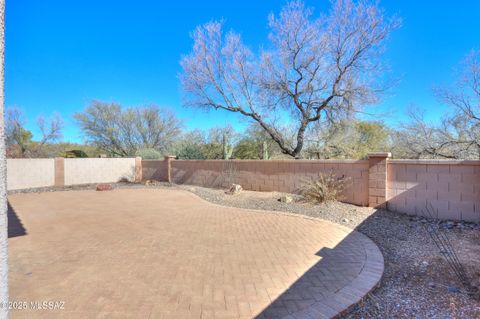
[5,49,479,161]
[5,1,479,160]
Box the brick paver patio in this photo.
[8,188,383,319]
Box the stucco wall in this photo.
[7,159,55,190]
[170,160,370,206]
[64,158,136,185]
[387,160,480,222]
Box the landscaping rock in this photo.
[96,183,113,191]
[145,179,158,186]
[280,195,293,203]
[225,184,242,195]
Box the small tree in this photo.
[181,0,399,158]
[5,107,63,158]
[174,130,207,159]
[5,108,32,156]
[202,126,238,159]
[64,150,88,158]
[135,148,162,159]
[75,101,182,157]
[304,119,390,159]
[233,123,283,159]
[222,132,234,160]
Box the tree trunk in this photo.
[0,1,8,317]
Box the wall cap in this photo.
[172,159,369,164]
[368,152,392,159]
[389,159,480,165]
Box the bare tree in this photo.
[36,113,63,146]
[392,110,459,159]
[5,107,31,156]
[435,50,480,158]
[180,0,399,158]
[75,101,182,157]
[5,107,63,158]
[393,52,480,160]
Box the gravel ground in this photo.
[10,182,480,318]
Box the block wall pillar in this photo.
[368,152,391,208]
[135,157,142,182]
[54,157,65,187]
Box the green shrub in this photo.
[176,144,205,159]
[135,148,162,159]
[301,172,350,204]
[64,149,88,158]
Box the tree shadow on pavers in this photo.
[254,177,476,319]
[8,201,27,238]
[254,220,383,319]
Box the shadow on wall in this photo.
[142,160,168,182]
[168,160,480,222]
[386,162,480,223]
[8,202,26,238]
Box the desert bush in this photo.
[135,148,162,159]
[64,149,88,158]
[176,144,205,159]
[301,172,349,204]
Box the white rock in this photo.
[225,184,242,195]
[280,195,293,203]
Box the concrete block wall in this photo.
[143,156,480,222]
[7,157,479,221]
[169,159,370,206]
[387,160,480,222]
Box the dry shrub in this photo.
[301,172,350,204]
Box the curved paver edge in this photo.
[164,188,385,319]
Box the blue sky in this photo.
[5,0,480,142]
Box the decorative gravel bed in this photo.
[10,182,480,318]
